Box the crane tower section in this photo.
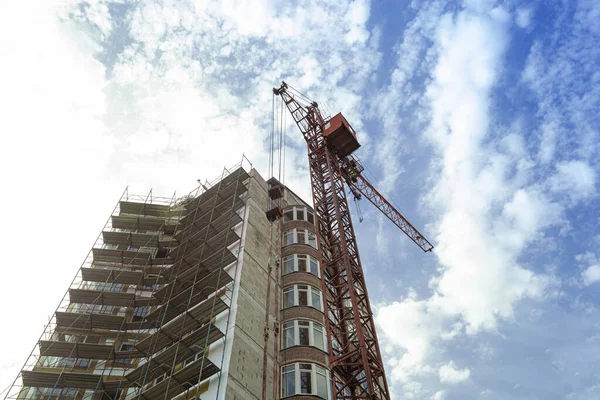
[274,82,391,400]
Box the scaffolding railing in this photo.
[3,155,254,400]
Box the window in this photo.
[310,257,319,276]
[284,230,294,246]
[118,342,135,365]
[316,366,328,398]
[281,254,320,278]
[283,256,295,274]
[297,230,306,244]
[298,285,309,305]
[132,307,149,321]
[308,232,317,248]
[282,365,295,397]
[300,363,312,393]
[311,287,322,310]
[281,363,331,399]
[282,285,323,311]
[282,206,315,223]
[281,320,327,352]
[297,255,308,273]
[282,229,318,249]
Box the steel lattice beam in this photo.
[275,83,391,400]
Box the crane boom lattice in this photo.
[274,83,391,400]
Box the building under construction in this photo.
[5,83,433,400]
[4,157,339,400]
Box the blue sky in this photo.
[0,0,598,399]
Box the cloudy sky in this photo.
[0,0,599,399]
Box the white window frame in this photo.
[283,228,318,249]
[281,363,332,399]
[283,206,315,223]
[282,320,328,352]
[282,254,320,277]
[282,285,323,311]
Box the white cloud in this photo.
[516,7,533,28]
[0,0,382,393]
[549,160,597,202]
[432,390,446,400]
[0,0,114,392]
[376,2,568,396]
[439,361,471,384]
[582,266,600,286]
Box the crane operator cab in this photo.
[322,113,360,158]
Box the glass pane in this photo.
[284,323,295,348]
[300,371,312,394]
[284,231,294,246]
[313,325,325,351]
[307,211,314,224]
[311,289,321,310]
[297,230,305,244]
[316,368,328,398]
[310,258,319,276]
[298,257,308,273]
[284,256,295,274]
[284,210,294,222]
[308,232,317,248]
[283,369,295,397]
[298,289,308,306]
[284,288,294,308]
[299,326,309,345]
[297,208,305,220]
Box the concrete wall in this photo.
[224,170,280,400]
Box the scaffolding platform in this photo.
[139,298,228,353]
[38,340,143,360]
[126,323,223,383]
[137,359,219,400]
[68,289,160,307]
[22,370,125,391]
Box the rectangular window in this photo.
[298,286,309,306]
[132,307,149,321]
[310,257,319,276]
[284,210,294,222]
[313,324,325,351]
[300,364,312,394]
[311,288,322,310]
[308,232,317,248]
[283,256,295,274]
[298,321,310,345]
[297,255,308,273]
[76,358,91,368]
[284,231,294,246]
[283,287,294,308]
[297,230,306,245]
[307,211,314,224]
[282,365,295,397]
[316,366,328,398]
[297,209,305,220]
[283,322,294,349]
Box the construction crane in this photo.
[272,82,433,400]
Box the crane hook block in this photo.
[323,112,361,158]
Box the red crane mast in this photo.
[274,82,433,400]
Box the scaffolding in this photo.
[4,156,253,400]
